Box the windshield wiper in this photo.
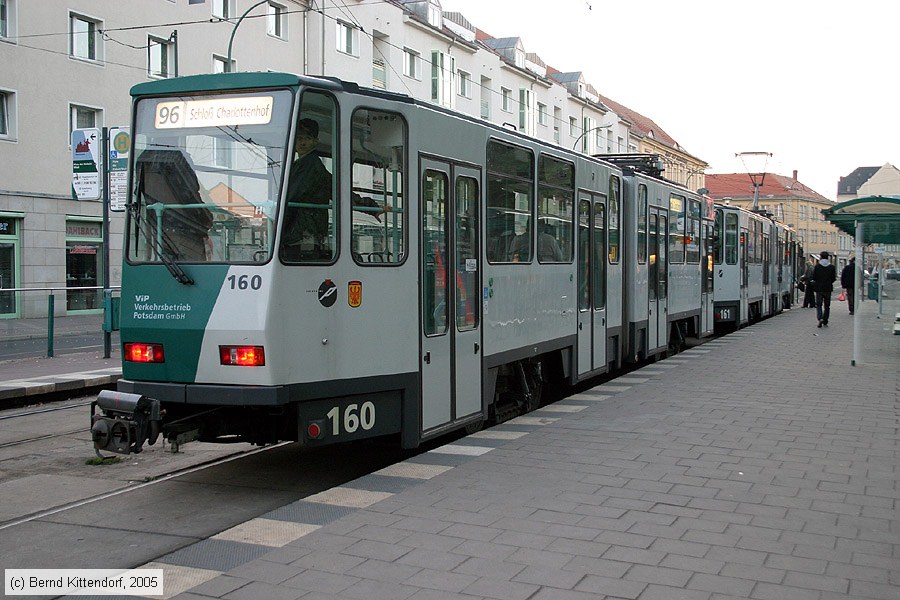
[131,164,195,286]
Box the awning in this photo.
[821,195,900,244]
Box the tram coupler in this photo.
[91,390,162,455]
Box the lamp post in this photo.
[226,0,269,72]
[572,123,613,153]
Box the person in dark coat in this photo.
[811,251,837,327]
[840,256,856,315]
[280,118,386,261]
[800,260,816,308]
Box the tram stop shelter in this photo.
[822,195,900,365]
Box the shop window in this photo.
[0,216,18,316]
[66,220,102,311]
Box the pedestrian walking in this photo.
[840,256,856,315]
[800,260,816,308]
[811,251,837,327]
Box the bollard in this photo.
[47,294,55,358]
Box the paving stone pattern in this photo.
[63,305,900,599]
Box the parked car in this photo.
[885,268,900,281]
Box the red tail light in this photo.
[219,345,266,367]
[124,342,165,363]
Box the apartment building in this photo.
[0,0,702,317]
[704,171,840,259]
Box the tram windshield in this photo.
[128,90,293,266]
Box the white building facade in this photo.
[0,0,653,318]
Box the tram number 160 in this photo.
[326,402,375,436]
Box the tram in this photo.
[90,72,791,456]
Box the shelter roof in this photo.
[822,196,900,244]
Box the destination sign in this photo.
[154,96,274,129]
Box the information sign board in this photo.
[72,128,101,201]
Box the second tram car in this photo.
[91,72,795,456]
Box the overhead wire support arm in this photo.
[226,0,269,71]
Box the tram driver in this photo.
[280,118,388,261]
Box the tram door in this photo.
[700,220,715,335]
[576,194,607,376]
[647,208,668,352]
[420,158,482,431]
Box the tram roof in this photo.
[130,72,343,97]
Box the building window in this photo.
[427,1,442,27]
[518,88,534,136]
[148,35,173,78]
[69,104,101,143]
[500,87,512,113]
[403,47,421,79]
[336,21,358,56]
[581,117,594,153]
[70,13,102,62]
[458,70,471,98]
[212,0,233,19]
[537,103,547,126]
[267,2,286,39]
[480,77,491,119]
[0,0,7,39]
[431,51,455,108]
[0,89,14,139]
[213,54,233,73]
[1,0,16,41]
[569,117,577,137]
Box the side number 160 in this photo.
[325,402,375,436]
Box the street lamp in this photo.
[572,123,613,152]
[226,0,269,72]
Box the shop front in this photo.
[66,219,103,312]
[0,214,20,317]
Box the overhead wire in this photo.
[5,0,614,142]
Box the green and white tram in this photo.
[91,71,711,455]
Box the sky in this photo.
[441,0,897,200]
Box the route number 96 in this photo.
[326,402,375,436]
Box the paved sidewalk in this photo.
[0,314,120,404]
[121,300,897,600]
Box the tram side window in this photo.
[577,199,590,310]
[714,209,723,264]
[608,175,620,264]
[637,185,647,264]
[648,212,658,300]
[537,155,574,263]
[456,176,479,331]
[669,194,685,263]
[280,92,338,263]
[725,213,738,264]
[486,140,534,263]
[593,201,606,309]
[686,199,700,263]
[747,220,757,263]
[351,108,407,264]
[423,170,448,336]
